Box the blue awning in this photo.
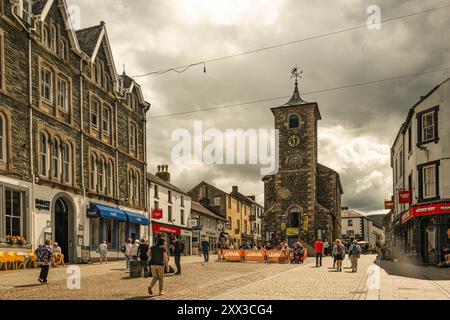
[95,204,128,222]
[125,211,150,226]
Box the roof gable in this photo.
[34,0,80,52]
[76,22,118,90]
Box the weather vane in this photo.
[291,65,303,85]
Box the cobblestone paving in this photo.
[1,254,448,300]
[210,255,375,300]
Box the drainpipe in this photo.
[28,36,35,250]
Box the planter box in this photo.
[0,243,33,252]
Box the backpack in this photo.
[337,245,342,256]
[351,245,359,256]
[180,242,185,252]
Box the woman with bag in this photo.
[332,239,346,272]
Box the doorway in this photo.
[54,197,72,263]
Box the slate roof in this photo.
[341,210,367,219]
[75,24,103,57]
[282,82,307,106]
[119,74,134,90]
[32,0,48,15]
[191,201,226,221]
[146,173,187,195]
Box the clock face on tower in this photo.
[288,134,301,148]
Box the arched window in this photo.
[39,132,48,177]
[289,114,299,128]
[51,138,60,179]
[0,113,6,163]
[50,25,57,51]
[106,160,113,196]
[59,39,67,60]
[288,207,301,228]
[42,26,49,47]
[134,172,140,204]
[128,170,134,202]
[96,63,102,85]
[98,157,105,193]
[90,154,97,190]
[63,142,72,184]
[91,63,97,82]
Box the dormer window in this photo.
[289,114,299,128]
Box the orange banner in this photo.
[266,250,289,263]
[222,250,242,261]
[243,250,265,261]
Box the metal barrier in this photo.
[220,249,307,263]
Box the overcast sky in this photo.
[73,0,450,215]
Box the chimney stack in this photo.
[156,164,170,182]
[232,186,238,194]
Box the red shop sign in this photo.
[151,209,163,219]
[412,203,450,217]
[398,190,411,204]
[152,223,181,235]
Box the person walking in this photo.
[122,238,132,269]
[131,239,139,261]
[137,239,149,277]
[98,241,108,264]
[348,240,361,272]
[332,239,346,272]
[36,239,53,284]
[323,240,330,256]
[147,237,168,296]
[201,237,210,263]
[314,238,324,267]
[171,237,183,275]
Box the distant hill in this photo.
[367,214,386,228]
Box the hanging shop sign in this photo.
[189,218,198,227]
[398,190,411,204]
[280,223,286,230]
[384,200,394,210]
[151,209,163,219]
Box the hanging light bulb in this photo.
[203,62,207,73]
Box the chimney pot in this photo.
[232,186,238,193]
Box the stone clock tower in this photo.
[262,69,343,249]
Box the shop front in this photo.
[152,222,192,256]
[397,202,450,264]
[88,203,150,262]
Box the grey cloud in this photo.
[72,0,450,213]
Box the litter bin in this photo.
[130,260,142,278]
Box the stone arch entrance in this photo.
[286,205,303,247]
[52,194,76,263]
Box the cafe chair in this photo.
[15,253,26,270]
[28,253,37,269]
